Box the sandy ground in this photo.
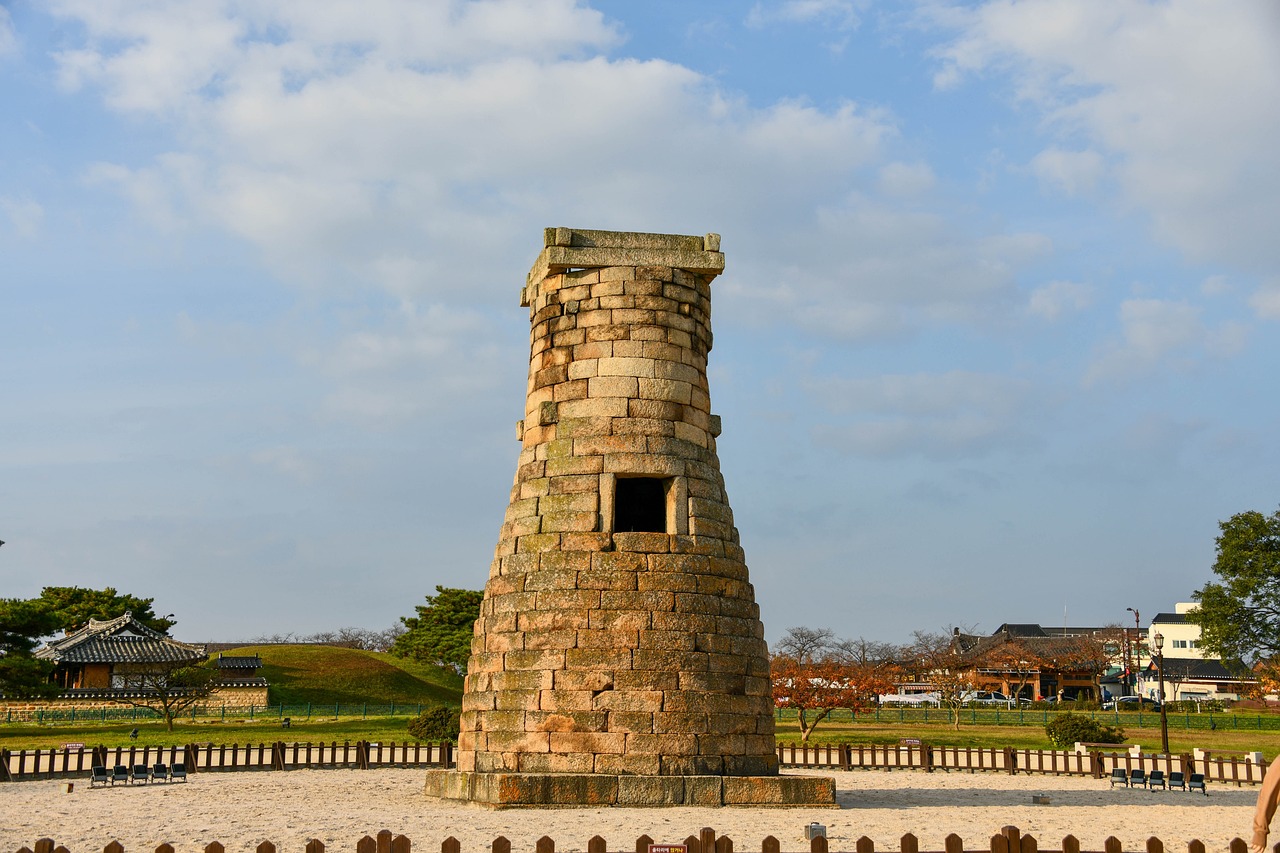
[0,768,1263,853]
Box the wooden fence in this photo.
[1,741,1266,786]
[776,743,1269,786]
[0,742,452,781]
[11,826,1275,853]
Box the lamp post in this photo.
[1154,630,1170,755]
[1126,607,1141,695]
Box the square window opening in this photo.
[614,477,670,533]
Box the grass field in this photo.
[5,709,1279,757]
[772,718,1280,756]
[224,645,463,706]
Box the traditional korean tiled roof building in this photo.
[35,611,207,691]
[213,653,268,689]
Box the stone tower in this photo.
[423,228,834,807]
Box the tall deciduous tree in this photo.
[37,586,175,635]
[391,586,483,673]
[1192,508,1280,683]
[770,627,899,742]
[0,598,60,697]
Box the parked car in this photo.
[879,692,940,707]
[1102,696,1162,711]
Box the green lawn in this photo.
[0,716,431,750]
[774,717,1280,758]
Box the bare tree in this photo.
[908,630,986,730]
[775,627,835,664]
[118,661,219,732]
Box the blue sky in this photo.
[2,0,1278,645]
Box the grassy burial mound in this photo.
[223,644,463,707]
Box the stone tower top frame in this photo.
[523,228,725,302]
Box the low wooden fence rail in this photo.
[0,742,452,782]
[2,741,1266,787]
[774,743,1268,786]
[11,826,1275,853]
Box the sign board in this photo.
[649,845,687,853]
[61,743,86,752]
[899,738,922,746]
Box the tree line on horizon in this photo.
[4,507,1277,737]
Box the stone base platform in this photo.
[423,770,838,808]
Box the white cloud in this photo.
[45,0,1058,351]
[1029,147,1104,197]
[807,370,1036,459]
[1249,278,1280,321]
[249,446,320,485]
[931,0,1280,275]
[878,161,936,196]
[1027,279,1093,320]
[1200,274,1230,297]
[746,1,866,30]
[0,7,17,57]
[1,197,44,239]
[1084,297,1242,384]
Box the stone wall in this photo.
[0,684,270,721]
[456,229,778,779]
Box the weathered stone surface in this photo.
[425,772,835,807]
[432,229,821,807]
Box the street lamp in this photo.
[1154,630,1170,755]
[1126,607,1141,695]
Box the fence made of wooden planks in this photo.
[773,742,1267,786]
[1,741,1266,787]
[11,826,1276,853]
[1,742,452,782]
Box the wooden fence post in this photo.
[536,837,555,853]
[588,835,607,853]
[635,835,654,853]
[761,837,780,853]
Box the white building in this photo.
[1140,602,1255,702]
